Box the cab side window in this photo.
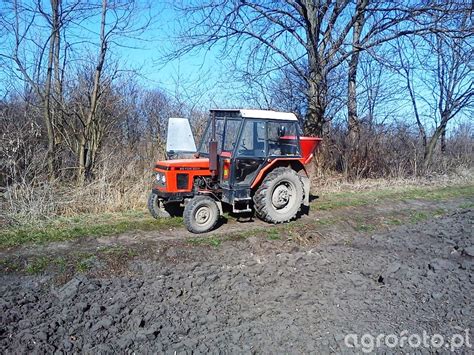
[199,119,225,154]
[267,122,299,156]
[236,120,266,157]
[223,119,241,152]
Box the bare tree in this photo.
[68,0,152,182]
[395,13,473,171]
[1,0,72,177]
[347,0,368,140]
[1,0,153,182]
[76,0,109,182]
[425,34,473,168]
[171,0,460,136]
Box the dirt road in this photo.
[1,197,473,353]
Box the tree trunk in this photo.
[43,0,61,180]
[77,138,86,183]
[346,50,361,178]
[303,68,326,136]
[345,0,368,179]
[347,0,368,143]
[347,58,360,140]
[406,74,427,149]
[423,118,448,170]
[77,0,108,183]
[423,136,438,171]
[52,0,64,149]
[440,126,447,153]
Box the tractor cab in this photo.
[149,109,321,233]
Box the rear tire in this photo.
[148,193,182,218]
[253,167,303,223]
[184,195,220,233]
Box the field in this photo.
[1,181,473,352]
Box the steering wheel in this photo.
[238,148,252,156]
[241,138,250,150]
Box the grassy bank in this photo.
[0,211,182,248]
[312,183,474,210]
[1,183,472,248]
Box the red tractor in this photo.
[148,109,321,233]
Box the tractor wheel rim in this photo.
[272,182,295,212]
[195,206,211,225]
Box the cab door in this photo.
[231,120,267,187]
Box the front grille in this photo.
[177,173,189,189]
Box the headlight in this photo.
[156,172,166,184]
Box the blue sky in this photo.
[1,0,471,133]
[0,0,234,106]
[101,2,238,107]
[71,1,474,131]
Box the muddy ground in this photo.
[1,197,473,353]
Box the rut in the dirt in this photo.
[1,210,473,353]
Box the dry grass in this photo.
[1,167,473,227]
[310,166,474,194]
[1,171,151,222]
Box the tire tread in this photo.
[253,167,303,223]
[184,195,220,233]
[148,193,171,219]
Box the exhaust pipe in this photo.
[209,111,218,178]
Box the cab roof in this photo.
[210,109,298,121]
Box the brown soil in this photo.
[1,197,473,353]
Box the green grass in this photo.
[387,218,403,226]
[314,217,339,226]
[458,201,474,209]
[407,208,447,224]
[76,259,92,273]
[1,183,472,248]
[99,245,139,258]
[1,246,140,275]
[0,211,182,248]
[0,259,21,272]
[188,227,281,247]
[188,236,222,247]
[24,254,89,275]
[266,228,281,240]
[313,184,474,211]
[25,256,51,274]
[23,256,74,275]
[409,211,429,223]
[72,252,95,273]
[351,216,376,232]
[354,223,376,232]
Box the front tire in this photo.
[183,195,220,233]
[148,193,182,218]
[253,167,303,223]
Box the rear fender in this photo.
[251,158,307,189]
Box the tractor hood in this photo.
[155,158,210,171]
